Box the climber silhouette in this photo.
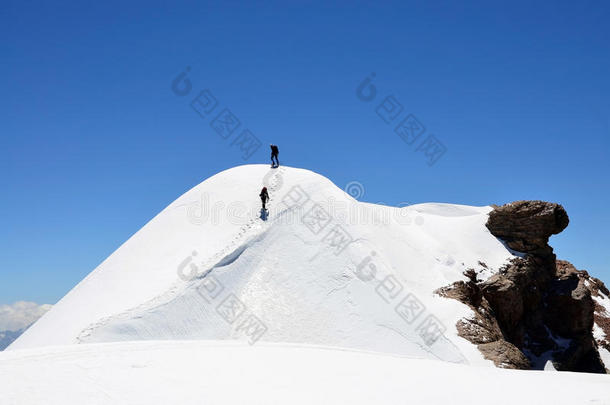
[270,144,279,168]
[260,187,269,211]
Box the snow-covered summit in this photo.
[9,165,515,365]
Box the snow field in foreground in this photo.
[1,341,609,405]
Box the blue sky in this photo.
[1,0,609,305]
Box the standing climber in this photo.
[270,144,279,168]
[260,187,269,211]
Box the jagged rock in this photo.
[593,294,610,351]
[594,304,610,356]
[562,261,610,372]
[439,200,608,373]
[463,268,478,283]
[480,274,522,339]
[556,260,582,278]
[545,272,593,338]
[550,260,610,371]
[486,200,569,254]
[591,277,610,297]
[456,317,501,345]
[552,336,607,373]
[478,340,531,369]
[437,275,501,345]
[437,279,482,308]
[437,273,522,368]
[480,256,553,347]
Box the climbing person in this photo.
[260,186,269,211]
[270,144,279,168]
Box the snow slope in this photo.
[9,165,515,365]
[1,340,609,405]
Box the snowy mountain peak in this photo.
[10,165,512,366]
[16,165,608,373]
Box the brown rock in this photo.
[486,200,569,254]
[545,274,594,338]
[480,274,523,333]
[438,201,607,373]
[456,309,503,345]
[436,280,482,308]
[478,340,531,369]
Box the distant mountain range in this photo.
[0,301,53,351]
[0,329,25,351]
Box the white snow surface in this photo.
[9,165,515,366]
[1,340,609,405]
[593,289,610,344]
[600,347,610,371]
[594,323,607,341]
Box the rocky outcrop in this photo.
[437,271,531,369]
[437,200,608,373]
[478,340,532,369]
[486,200,569,256]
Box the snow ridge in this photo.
[9,165,515,368]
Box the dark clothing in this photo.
[270,145,279,167]
[260,188,269,210]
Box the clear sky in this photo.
[1,0,609,305]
